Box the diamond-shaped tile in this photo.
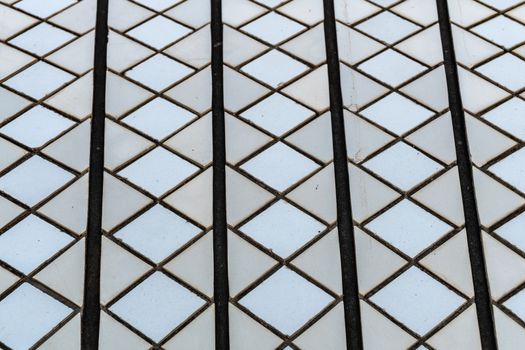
[396,25,443,66]
[356,11,420,44]
[126,54,194,91]
[241,142,319,192]
[370,267,465,335]
[473,16,525,49]
[496,212,525,253]
[114,204,201,263]
[239,267,334,335]
[127,15,192,49]
[15,0,75,18]
[361,92,434,135]
[222,0,265,27]
[241,50,307,88]
[477,53,525,90]
[359,49,426,87]
[241,12,305,45]
[0,283,72,350]
[123,97,195,140]
[107,31,154,73]
[366,199,452,256]
[0,106,74,148]
[241,93,314,136]
[478,0,522,10]
[4,62,74,99]
[483,97,525,141]
[240,200,326,257]
[9,22,75,56]
[109,272,206,342]
[489,148,525,193]
[0,156,74,206]
[0,215,73,273]
[118,147,198,197]
[364,142,443,191]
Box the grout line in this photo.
[323,0,363,349]
[211,0,230,348]
[436,1,498,349]
[81,0,109,348]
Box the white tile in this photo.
[490,148,525,193]
[118,147,198,197]
[282,65,330,112]
[15,0,75,18]
[0,156,74,206]
[226,114,271,164]
[0,137,27,172]
[366,199,451,257]
[0,196,24,228]
[0,215,73,274]
[9,22,74,56]
[396,25,443,66]
[107,31,154,73]
[5,62,74,99]
[356,11,420,44]
[109,272,206,342]
[477,53,525,90]
[483,97,525,141]
[133,0,183,11]
[239,267,334,335]
[0,86,30,124]
[370,267,465,335]
[334,0,380,25]
[123,98,195,140]
[222,0,265,27]
[241,93,313,136]
[241,50,307,88]
[114,204,201,263]
[223,26,268,67]
[363,142,443,190]
[0,106,74,148]
[241,142,320,192]
[166,0,210,28]
[241,12,305,45]
[126,54,194,91]
[391,0,437,26]
[0,283,72,349]
[127,15,192,49]
[240,200,325,257]
[0,4,37,40]
[359,49,426,87]
[109,0,154,32]
[361,92,434,135]
[0,42,34,80]
[473,16,525,49]
[448,0,494,27]
[478,0,522,10]
[496,212,525,253]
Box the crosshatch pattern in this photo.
[0,0,95,348]
[450,0,525,348]
[99,0,215,348]
[0,0,523,349]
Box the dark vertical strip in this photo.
[323,1,363,349]
[211,0,229,348]
[436,1,498,348]
[82,0,108,348]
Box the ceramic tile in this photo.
[126,54,194,91]
[239,267,334,335]
[9,22,75,56]
[15,0,75,18]
[240,200,325,257]
[127,16,192,50]
[118,147,199,196]
[356,11,420,44]
[370,267,465,335]
[0,283,72,349]
[363,142,443,191]
[0,105,74,148]
[472,16,525,49]
[366,199,451,257]
[114,204,201,263]
[241,12,305,45]
[109,272,206,341]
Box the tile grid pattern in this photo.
[329,0,486,348]
[221,0,350,348]
[450,0,525,348]
[96,0,217,348]
[0,0,95,348]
